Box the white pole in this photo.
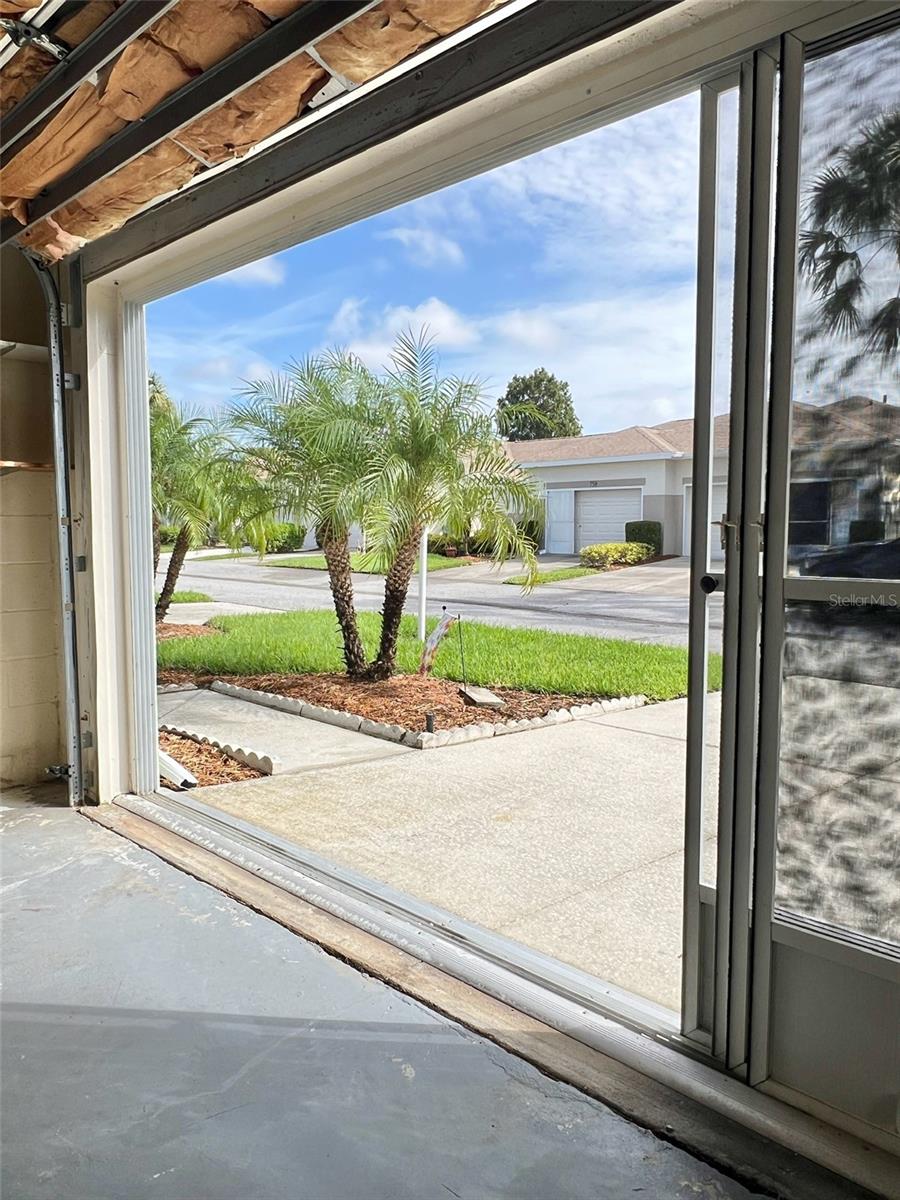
[417,527,428,641]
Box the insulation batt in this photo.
[316,0,500,82]
[4,0,505,260]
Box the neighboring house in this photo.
[506,414,729,558]
[789,395,900,557]
[507,395,899,560]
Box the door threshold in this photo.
[82,796,895,1200]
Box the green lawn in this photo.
[268,553,469,574]
[156,590,213,604]
[157,609,721,701]
[505,566,597,586]
[170,590,213,603]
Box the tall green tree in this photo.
[497,367,582,440]
[799,109,900,378]
[228,352,380,676]
[150,389,221,623]
[356,331,543,681]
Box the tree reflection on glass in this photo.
[799,110,900,380]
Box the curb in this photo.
[159,720,282,776]
[206,679,647,751]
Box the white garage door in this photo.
[684,482,728,560]
[575,488,642,549]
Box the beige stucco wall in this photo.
[0,248,65,786]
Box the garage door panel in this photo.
[575,488,642,548]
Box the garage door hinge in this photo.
[75,555,87,572]
[81,730,93,750]
[63,372,80,390]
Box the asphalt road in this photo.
[165,555,724,650]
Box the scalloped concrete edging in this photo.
[159,721,282,776]
[207,679,646,751]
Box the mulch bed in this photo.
[159,729,264,788]
[156,670,599,732]
[156,622,221,641]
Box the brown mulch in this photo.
[156,670,599,732]
[159,730,264,788]
[156,622,222,641]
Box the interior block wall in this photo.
[1,249,64,786]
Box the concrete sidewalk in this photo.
[188,695,720,1011]
[158,688,411,773]
[163,600,277,625]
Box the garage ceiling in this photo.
[0,0,671,266]
[0,0,517,259]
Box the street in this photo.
[163,553,723,650]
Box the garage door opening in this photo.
[135,80,741,1030]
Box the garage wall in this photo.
[0,248,65,787]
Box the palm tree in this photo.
[355,330,542,681]
[799,109,900,377]
[228,352,380,676]
[150,391,220,623]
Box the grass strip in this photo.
[158,609,720,701]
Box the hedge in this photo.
[624,519,662,556]
[579,541,655,568]
[265,522,307,553]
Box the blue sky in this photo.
[147,92,702,433]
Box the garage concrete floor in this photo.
[176,696,720,1012]
[0,786,760,1200]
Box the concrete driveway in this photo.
[161,552,721,650]
[180,691,719,1013]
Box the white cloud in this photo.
[217,255,287,287]
[328,286,696,432]
[337,296,480,367]
[328,297,364,340]
[490,310,562,353]
[379,226,465,268]
[407,92,701,287]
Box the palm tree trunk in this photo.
[367,526,422,681]
[155,524,190,623]
[321,532,367,677]
[152,511,161,579]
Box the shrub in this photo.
[265,522,307,553]
[624,520,662,556]
[158,524,180,545]
[849,518,885,543]
[428,533,458,556]
[579,541,655,568]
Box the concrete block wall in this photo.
[1,248,65,786]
